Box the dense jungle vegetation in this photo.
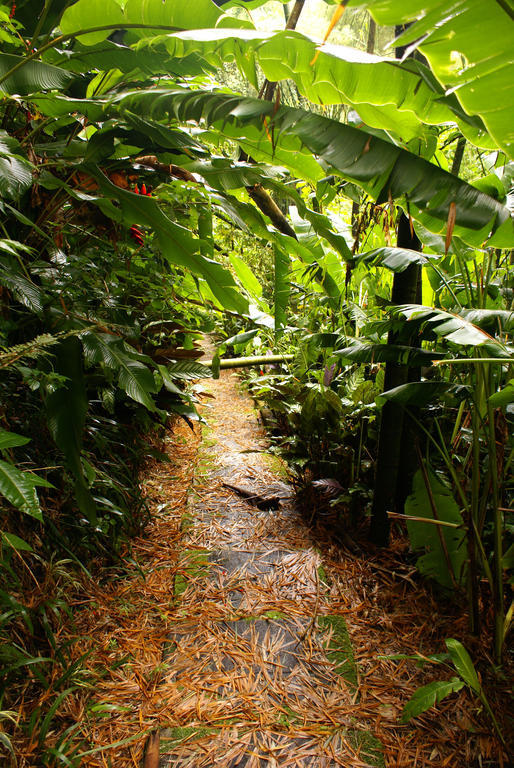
[0,0,512,763]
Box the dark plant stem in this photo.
[369,214,421,546]
[259,0,305,102]
[451,136,467,176]
[369,25,423,546]
[366,15,376,54]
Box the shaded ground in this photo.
[23,357,508,767]
[156,366,382,767]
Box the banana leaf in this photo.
[350,0,514,159]
[154,27,493,148]
[113,87,512,247]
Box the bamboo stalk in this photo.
[203,354,294,369]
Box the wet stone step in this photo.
[159,729,343,767]
[162,615,356,716]
[207,549,319,609]
[165,616,306,681]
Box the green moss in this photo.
[160,725,217,753]
[273,704,301,728]
[228,609,289,621]
[180,512,194,532]
[174,550,210,597]
[348,729,385,767]
[317,564,328,584]
[317,614,358,688]
[262,451,290,480]
[261,609,287,619]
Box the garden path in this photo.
[153,359,382,768]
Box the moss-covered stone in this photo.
[174,549,210,597]
[159,725,217,753]
[317,614,358,688]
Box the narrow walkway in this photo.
[157,365,383,767]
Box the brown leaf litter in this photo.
[9,364,512,767]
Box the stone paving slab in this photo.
[159,730,340,767]
[207,549,296,608]
[158,363,384,767]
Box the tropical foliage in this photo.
[0,0,512,762]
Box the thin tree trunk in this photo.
[366,15,376,54]
[451,136,466,176]
[369,214,422,544]
[369,22,424,546]
[249,1,306,227]
[260,0,305,102]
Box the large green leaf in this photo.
[0,429,30,451]
[392,305,512,352]
[229,254,262,298]
[84,167,248,313]
[0,53,74,95]
[45,338,97,524]
[489,379,514,408]
[458,309,514,334]
[358,247,440,272]
[157,28,493,147]
[350,0,514,158]
[59,0,223,46]
[117,88,512,247]
[1,531,34,552]
[80,332,158,410]
[0,459,42,521]
[405,467,467,590]
[402,678,465,722]
[60,39,207,79]
[165,360,213,379]
[376,380,452,408]
[0,131,33,200]
[335,340,445,366]
[0,257,45,313]
[445,638,481,693]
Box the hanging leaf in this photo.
[0,459,42,521]
[351,0,514,159]
[59,0,223,46]
[155,27,493,148]
[0,54,74,95]
[120,87,512,247]
[45,338,97,524]
[405,468,467,590]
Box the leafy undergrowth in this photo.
[3,372,511,767]
[299,509,514,767]
[2,417,201,767]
